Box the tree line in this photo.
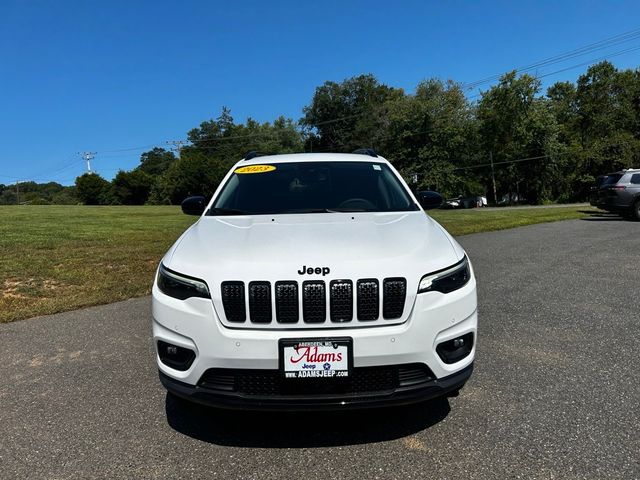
[6,60,638,206]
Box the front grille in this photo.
[357,279,379,321]
[302,281,326,323]
[275,281,299,323]
[198,364,434,397]
[248,281,272,323]
[221,281,246,322]
[330,280,353,322]
[219,277,407,325]
[383,278,407,319]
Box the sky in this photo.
[1,0,639,185]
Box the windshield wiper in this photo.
[281,208,333,213]
[326,208,368,212]
[281,208,371,214]
[209,207,371,215]
[207,207,250,216]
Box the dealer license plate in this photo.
[279,338,352,379]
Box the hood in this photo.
[165,211,461,286]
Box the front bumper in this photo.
[152,270,477,408]
[160,363,473,411]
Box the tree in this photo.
[153,151,229,204]
[575,61,640,173]
[63,63,640,208]
[147,107,306,204]
[137,148,177,176]
[111,169,154,205]
[186,108,304,161]
[301,74,402,152]
[547,81,579,144]
[477,71,561,204]
[75,173,110,205]
[379,79,480,196]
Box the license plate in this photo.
[279,338,352,379]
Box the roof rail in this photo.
[243,151,264,161]
[352,148,378,158]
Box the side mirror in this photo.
[417,191,444,210]
[181,196,206,216]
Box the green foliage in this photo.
[152,151,229,204]
[51,187,78,205]
[301,74,403,152]
[111,169,155,205]
[75,173,111,205]
[137,148,177,176]
[0,181,77,205]
[380,79,480,196]
[66,61,640,206]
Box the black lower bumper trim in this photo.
[596,203,631,212]
[159,363,473,411]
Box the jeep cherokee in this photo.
[152,151,477,410]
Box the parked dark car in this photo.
[589,175,608,206]
[443,195,486,209]
[593,169,640,220]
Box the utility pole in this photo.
[79,152,96,173]
[166,140,188,158]
[15,180,20,205]
[490,151,497,205]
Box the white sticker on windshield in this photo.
[372,164,381,171]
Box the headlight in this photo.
[418,256,471,294]
[157,263,210,300]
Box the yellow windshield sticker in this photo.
[234,164,276,174]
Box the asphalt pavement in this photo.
[1,217,638,479]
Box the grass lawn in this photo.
[0,204,598,323]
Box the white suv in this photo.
[152,151,477,410]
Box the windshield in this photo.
[209,161,418,215]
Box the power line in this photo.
[467,43,640,99]
[31,157,83,181]
[463,26,640,90]
[537,44,640,79]
[453,154,551,171]
[98,142,165,153]
[47,27,640,164]
[7,27,639,184]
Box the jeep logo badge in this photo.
[298,265,330,276]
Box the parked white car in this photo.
[152,150,477,410]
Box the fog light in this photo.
[436,333,474,364]
[157,340,196,371]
